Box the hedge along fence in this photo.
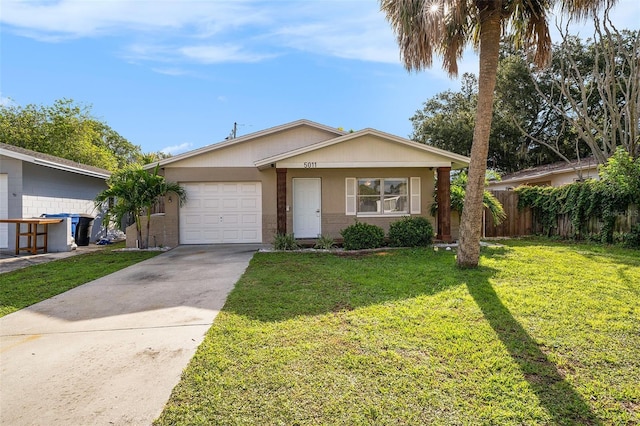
[514,181,639,243]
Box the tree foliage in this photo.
[431,172,506,225]
[503,20,639,163]
[0,98,168,170]
[411,70,569,173]
[381,0,611,267]
[411,27,637,173]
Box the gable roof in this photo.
[489,157,599,187]
[0,143,111,179]
[255,127,470,169]
[149,119,469,170]
[147,119,346,169]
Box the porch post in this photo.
[437,166,452,242]
[276,168,287,235]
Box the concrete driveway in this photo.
[0,244,262,425]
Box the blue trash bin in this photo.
[41,213,80,239]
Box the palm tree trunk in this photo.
[135,214,143,249]
[457,2,502,268]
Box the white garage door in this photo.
[180,182,262,244]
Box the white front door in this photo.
[293,178,321,238]
[0,174,7,248]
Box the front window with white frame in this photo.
[357,178,408,214]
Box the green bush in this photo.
[273,233,299,250]
[314,235,336,250]
[340,221,385,250]
[388,216,434,247]
[623,224,640,249]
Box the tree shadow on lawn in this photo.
[467,280,601,425]
[226,248,601,424]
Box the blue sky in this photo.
[1,1,639,156]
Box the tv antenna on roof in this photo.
[225,122,238,140]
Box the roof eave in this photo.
[1,147,110,179]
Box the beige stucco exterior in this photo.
[134,120,469,248]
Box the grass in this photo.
[0,242,162,317]
[156,240,640,425]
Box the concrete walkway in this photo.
[0,244,262,425]
[0,244,106,274]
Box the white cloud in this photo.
[179,44,278,64]
[161,142,193,155]
[1,0,399,65]
[2,0,636,67]
[150,67,190,76]
[0,0,267,39]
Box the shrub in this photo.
[340,221,385,250]
[623,224,640,249]
[273,233,299,250]
[388,216,434,247]
[314,235,336,250]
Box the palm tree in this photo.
[381,0,613,267]
[430,171,507,225]
[95,165,186,249]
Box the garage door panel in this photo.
[184,229,207,241]
[187,199,202,209]
[183,214,202,225]
[202,214,221,225]
[222,199,239,209]
[203,199,220,209]
[202,184,220,194]
[241,230,259,240]
[223,183,240,193]
[240,198,258,209]
[221,215,238,225]
[180,182,262,244]
[222,229,239,240]
[202,230,222,240]
[241,182,259,191]
[242,214,259,224]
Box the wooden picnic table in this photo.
[0,218,64,255]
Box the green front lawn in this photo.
[157,240,639,425]
[0,243,162,317]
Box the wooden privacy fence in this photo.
[483,190,639,238]
[484,191,532,237]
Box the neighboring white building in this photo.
[487,158,600,191]
[0,143,110,252]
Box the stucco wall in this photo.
[21,162,108,242]
[144,166,444,247]
[125,214,178,249]
[284,167,437,240]
[168,126,341,168]
[0,158,108,252]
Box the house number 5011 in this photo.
[303,162,317,168]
